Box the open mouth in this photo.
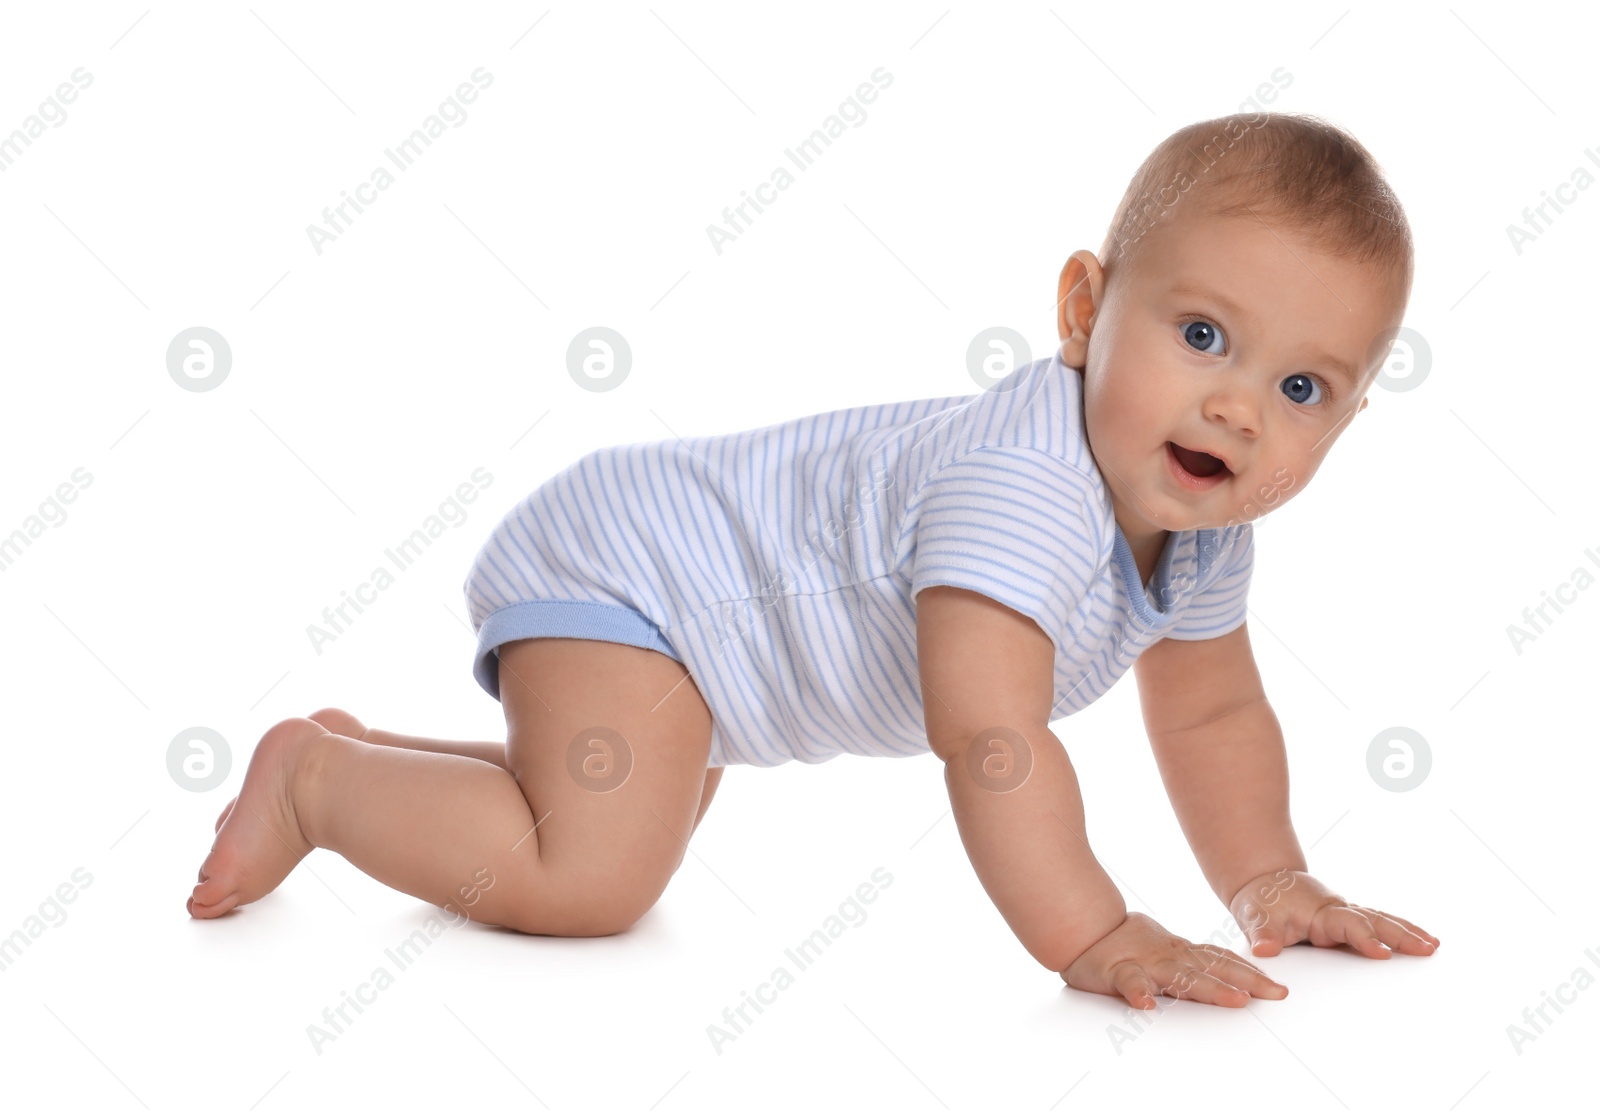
[1166,442,1231,489]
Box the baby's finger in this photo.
[1246,924,1284,956]
[1364,908,1441,952]
[1190,944,1289,997]
[1203,944,1266,970]
[1315,906,1391,958]
[1109,961,1160,1010]
[1198,947,1289,999]
[1154,964,1249,1008]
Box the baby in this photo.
[190,110,1439,1010]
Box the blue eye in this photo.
[1182,319,1225,354]
[1281,374,1324,406]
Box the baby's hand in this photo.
[1059,911,1289,1009]
[1229,868,1441,958]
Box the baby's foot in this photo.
[188,718,325,919]
[212,708,367,832]
[306,706,368,741]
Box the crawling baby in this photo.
[190,109,1438,1010]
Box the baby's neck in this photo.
[1125,527,1170,591]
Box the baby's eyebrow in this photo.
[1169,281,1358,386]
[1170,281,1257,327]
[1306,348,1359,387]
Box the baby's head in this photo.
[1056,111,1413,538]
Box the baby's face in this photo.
[1058,211,1406,539]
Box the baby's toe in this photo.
[307,707,367,740]
[188,864,239,918]
[214,797,237,833]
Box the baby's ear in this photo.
[1056,250,1103,366]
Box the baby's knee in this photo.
[545,904,647,938]
[500,866,663,937]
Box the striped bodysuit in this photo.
[462,352,1254,767]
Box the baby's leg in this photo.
[214,712,722,834]
[189,638,715,934]
[303,708,725,830]
[208,712,509,834]
[307,708,508,767]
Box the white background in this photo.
[0,2,1594,1116]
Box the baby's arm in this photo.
[916,586,1287,1007]
[1134,626,1439,958]
[1132,624,1305,906]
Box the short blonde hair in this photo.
[1099,111,1413,303]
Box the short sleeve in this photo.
[904,445,1103,646]
[1166,524,1254,640]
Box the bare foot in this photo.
[212,708,367,833]
[188,717,326,918]
[306,706,369,741]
